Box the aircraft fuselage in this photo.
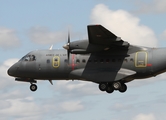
[8,46,166,83]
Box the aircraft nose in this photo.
[7,63,18,77]
[7,66,14,76]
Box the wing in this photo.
[87,25,129,47]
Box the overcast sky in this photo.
[0,0,166,120]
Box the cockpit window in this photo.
[20,55,36,61]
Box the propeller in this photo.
[63,31,71,63]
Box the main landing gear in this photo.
[98,82,127,94]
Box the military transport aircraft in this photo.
[7,25,166,94]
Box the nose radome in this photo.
[7,64,18,77]
[7,66,14,76]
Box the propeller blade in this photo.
[68,31,70,44]
[62,31,71,64]
[67,31,70,63]
[67,49,70,64]
[63,31,70,50]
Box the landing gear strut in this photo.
[30,84,37,92]
[98,82,127,94]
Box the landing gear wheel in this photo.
[113,82,121,90]
[106,86,114,94]
[119,83,127,93]
[99,83,107,91]
[30,84,37,92]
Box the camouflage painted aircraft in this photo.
[7,25,165,94]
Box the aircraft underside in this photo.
[15,77,128,94]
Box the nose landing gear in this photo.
[29,79,53,92]
[30,84,37,92]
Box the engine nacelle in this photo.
[69,39,108,54]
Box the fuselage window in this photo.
[76,59,80,63]
[130,58,134,62]
[100,59,104,63]
[112,59,116,62]
[118,58,122,62]
[30,55,36,61]
[25,56,30,61]
[23,55,36,61]
[88,59,92,62]
[124,59,128,62]
[54,58,58,61]
[106,59,110,63]
[47,59,50,63]
[94,59,97,63]
[82,59,86,63]
[64,59,68,63]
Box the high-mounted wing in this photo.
[64,25,131,54]
[88,25,129,47]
